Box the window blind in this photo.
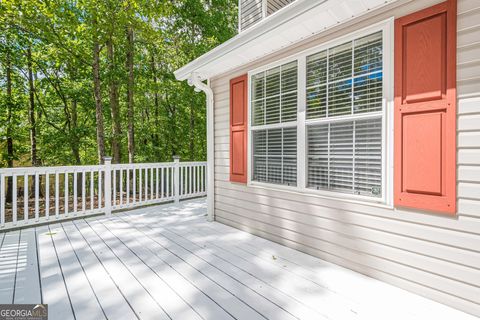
[253,128,297,186]
[307,118,382,197]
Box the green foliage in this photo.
[0,0,237,166]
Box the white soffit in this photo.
[174,0,399,81]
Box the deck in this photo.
[0,199,475,320]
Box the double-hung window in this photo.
[251,61,298,186]
[249,25,387,200]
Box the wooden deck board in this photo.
[0,199,477,320]
[13,228,41,304]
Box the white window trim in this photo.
[247,18,394,206]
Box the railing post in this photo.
[173,156,180,204]
[104,157,112,215]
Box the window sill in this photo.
[247,180,394,210]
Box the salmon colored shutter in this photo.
[230,74,248,183]
[394,0,457,214]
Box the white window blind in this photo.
[251,61,298,186]
[307,118,382,197]
[253,128,297,186]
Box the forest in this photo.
[0,0,237,168]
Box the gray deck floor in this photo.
[0,199,476,320]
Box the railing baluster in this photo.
[98,169,102,209]
[35,172,39,221]
[139,168,142,203]
[133,168,136,204]
[179,167,183,197]
[160,167,164,199]
[120,169,123,205]
[65,172,69,216]
[193,166,197,193]
[127,169,130,205]
[1,174,5,227]
[45,173,50,220]
[113,168,116,207]
[156,167,159,199]
[166,167,170,198]
[24,173,28,223]
[13,174,17,225]
[190,166,193,195]
[144,168,148,201]
[90,170,94,212]
[150,167,154,200]
[82,171,86,213]
[55,172,59,219]
[73,170,77,215]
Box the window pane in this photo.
[253,157,267,182]
[265,67,280,96]
[265,96,280,124]
[306,85,327,119]
[354,31,383,76]
[267,129,282,155]
[252,73,265,100]
[329,42,352,82]
[328,79,352,116]
[306,50,327,87]
[253,130,267,182]
[307,125,329,189]
[252,99,265,126]
[281,91,297,122]
[282,61,297,93]
[329,122,354,191]
[355,118,382,197]
[253,130,266,156]
[354,72,383,113]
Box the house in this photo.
[175,0,480,317]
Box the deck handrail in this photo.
[0,158,207,231]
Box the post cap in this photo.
[104,156,112,162]
[172,155,180,160]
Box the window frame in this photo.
[247,18,394,206]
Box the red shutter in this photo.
[394,0,457,214]
[230,74,248,183]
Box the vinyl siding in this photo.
[212,0,480,317]
[240,0,263,31]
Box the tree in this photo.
[0,0,238,168]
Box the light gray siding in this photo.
[240,0,263,31]
[212,0,480,317]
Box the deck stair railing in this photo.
[0,157,206,231]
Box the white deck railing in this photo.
[0,158,206,231]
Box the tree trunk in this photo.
[70,100,81,165]
[150,53,161,161]
[126,26,135,163]
[71,100,82,193]
[107,39,121,164]
[27,46,38,167]
[189,103,195,161]
[93,17,106,164]
[6,46,14,202]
